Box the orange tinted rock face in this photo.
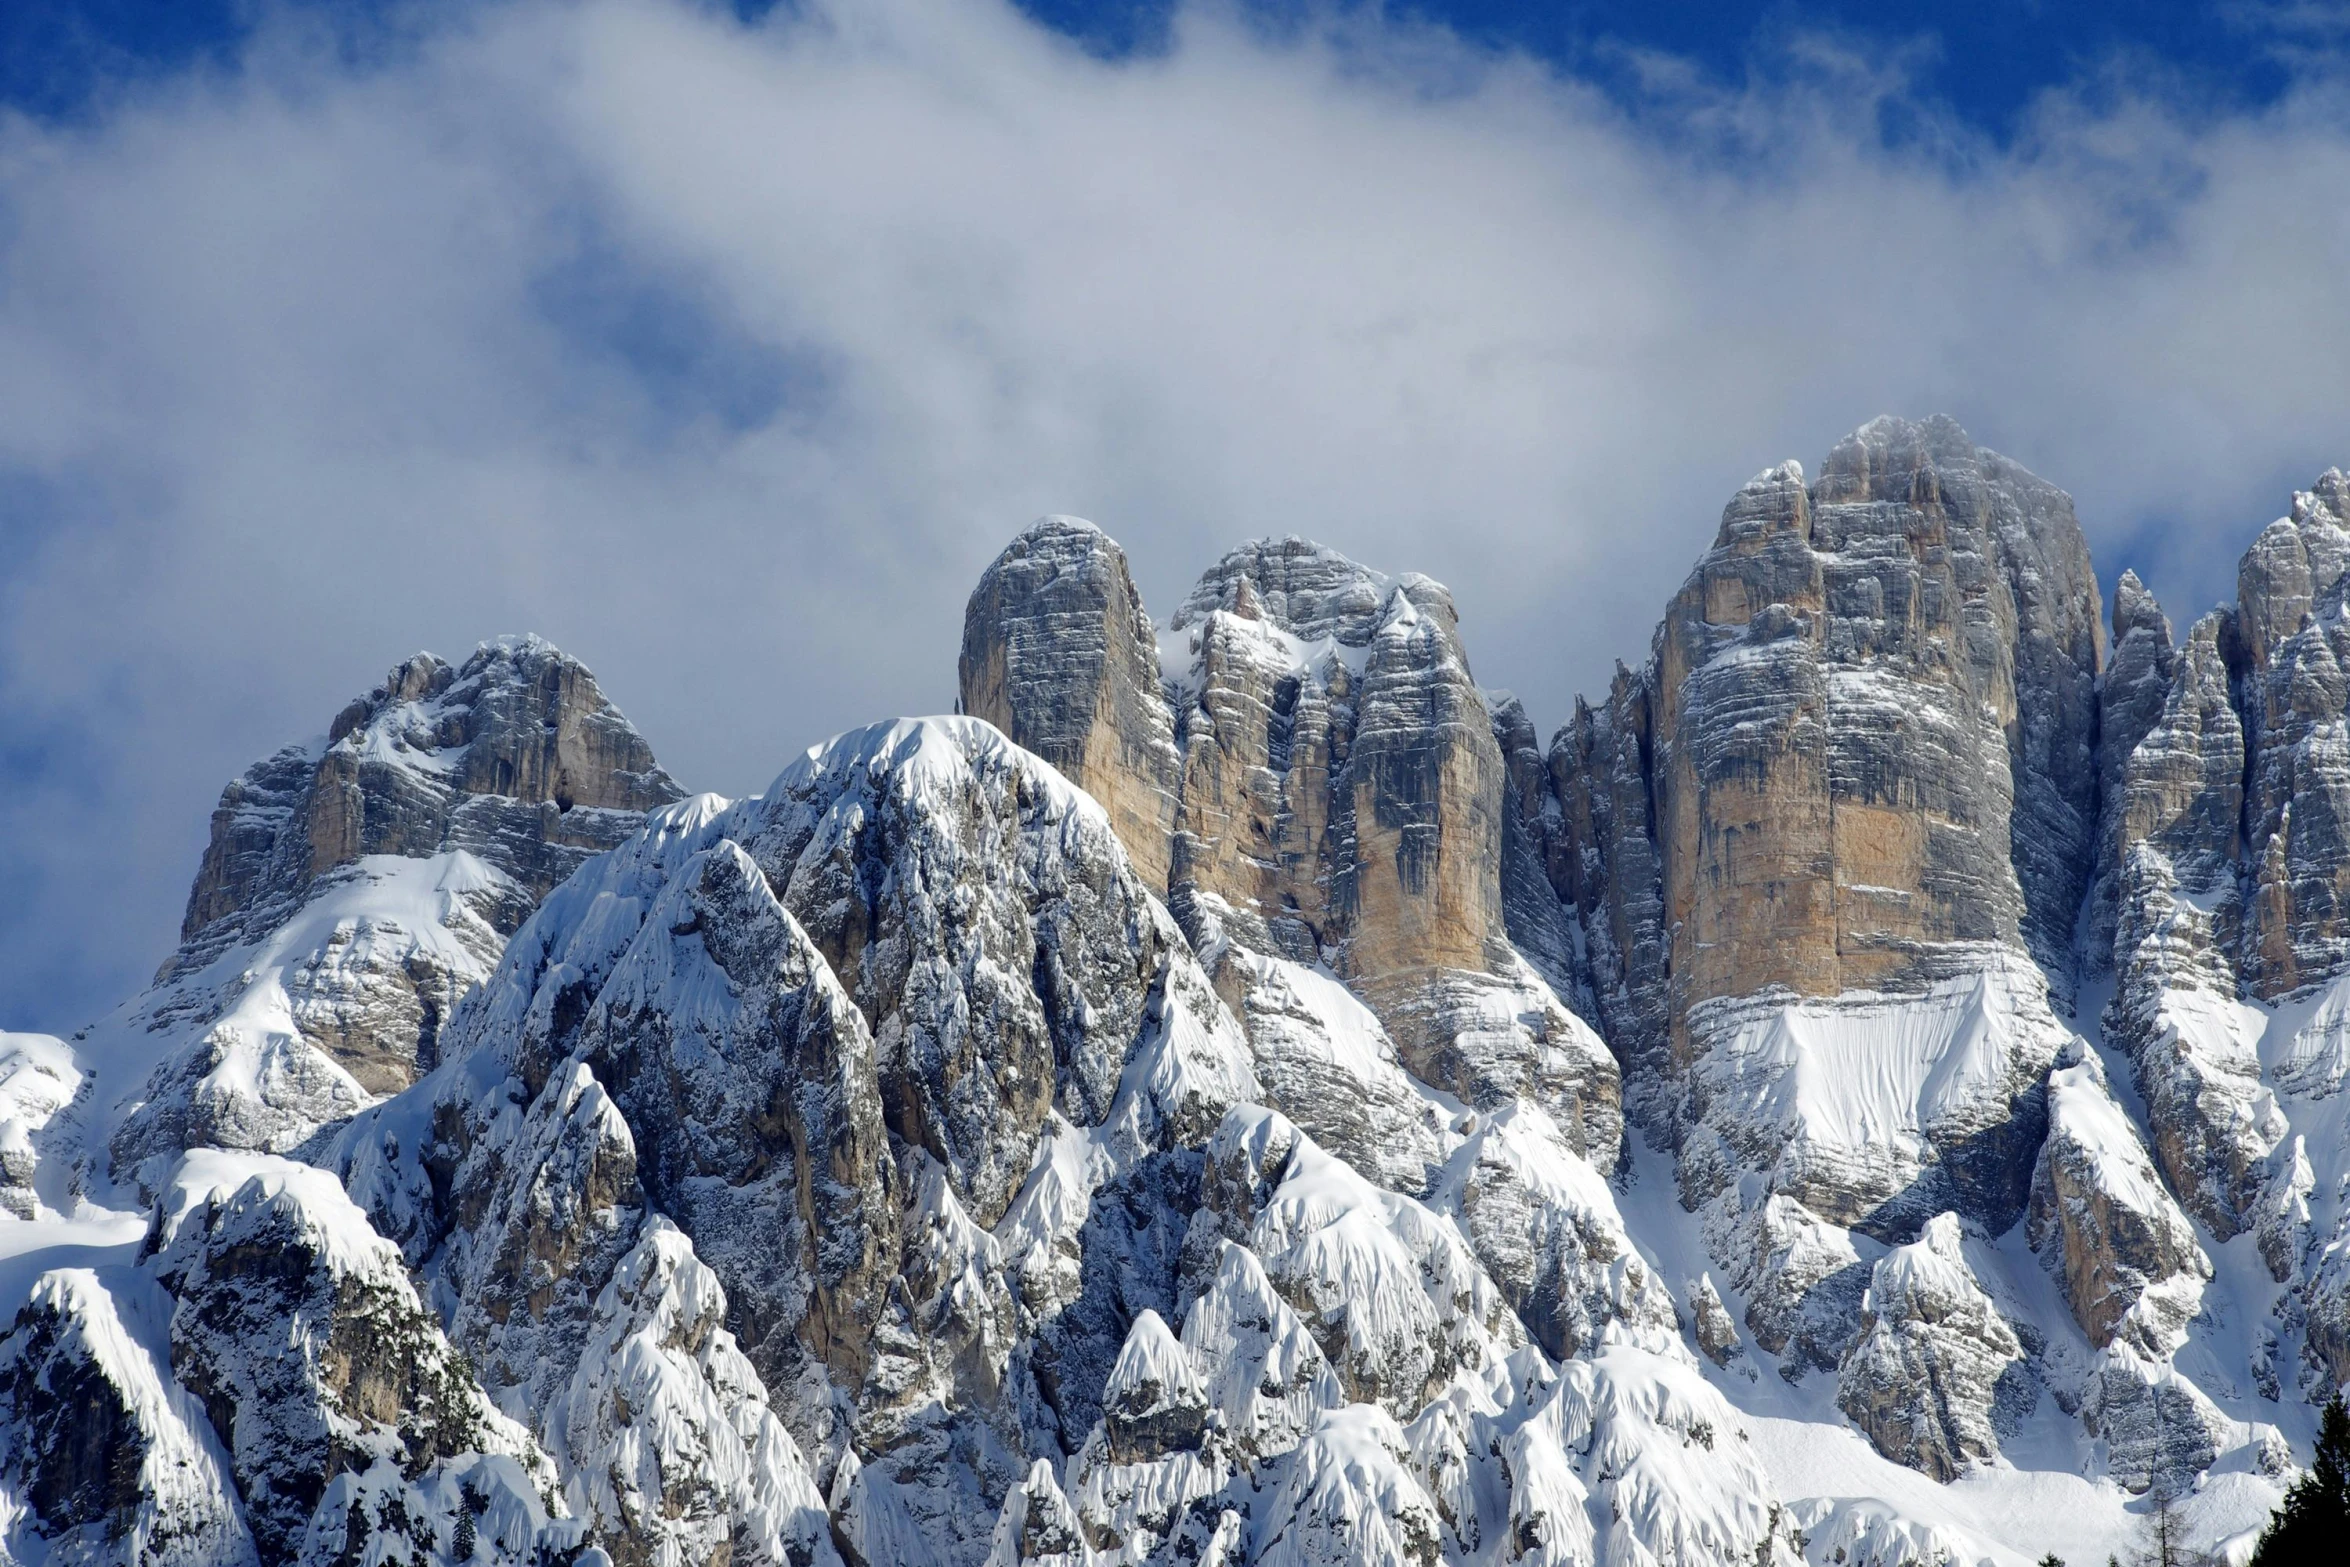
[1556,417,2105,1095]
[959,515,1182,893]
[963,527,1622,1168]
[1164,544,1620,1163]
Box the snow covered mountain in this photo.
[3,416,2345,1567]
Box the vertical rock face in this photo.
[1644,416,2100,1036]
[99,637,682,1194]
[1515,420,2120,1451]
[2083,572,2180,966]
[2100,470,2350,1033]
[2095,469,2350,1406]
[1161,539,1389,971]
[1164,546,1506,992]
[2025,1056,2209,1360]
[180,634,683,965]
[572,839,901,1388]
[960,524,1621,1180]
[2233,472,2350,1000]
[961,517,1183,893]
[1160,539,1620,1165]
[1488,695,1584,1012]
[1548,419,2101,1148]
[1547,666,1672,1124]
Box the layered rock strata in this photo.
[1548,418,2102,1110]
[94,637,682,1197]
[17,427,2350,1567]
[2094,469,2350,1403]
[962,525,1623,1188]
[960,517,1183,894]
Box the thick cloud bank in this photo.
[2,0,2347,1029]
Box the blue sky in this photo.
[2,0,2320,134]
[2,0,2348,1034]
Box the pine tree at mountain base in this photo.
[2253,1395,2350,1565]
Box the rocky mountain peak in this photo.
[89,636,686,1199]
[1656,415,2099,1015]
[180,633,682,961]
[18,425,2350,1567]
[961,516,1183,892]
[1169,537,1389,644]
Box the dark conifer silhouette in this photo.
[2253,1394,2350,1565]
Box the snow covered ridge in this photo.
[6,419,2350,1567]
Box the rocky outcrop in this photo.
[1160,540,1621,1164]
[2234,471,2350,1001]
[0,1266,254,1567]
[1715,1193,1871,1379]
[1833,1213,2025,1480]
[1437,1103,1678,1363]
[1543,421,2101,1152]
[548,1219,840,1567]
[2098,597,2272,1239]
[332,718,1263,1567]
[36,426,2350,1566]
[1192,1107,1525,1417]
[0,1031,80,1220]
[98,638,683,1200]
[987,1460,1094,1567]
[1514,420,2108,1425]
[2094,476,2350,1258]
[1210,950,1453,1194]
[569,840,900,1391]
[1595,418,2103,1067]
[2080,1349,2234,1497]
[1545,665,1673,1125]
[1055,1112,1788,1567]
[2026,1057,2210,1359]
[2086,470,2350,1414]
[961,518,1182,893]
[1685,1274,1743,1367]
[148,1152,561,1566]
[2083,572,2180,966]
[180,635,682,970]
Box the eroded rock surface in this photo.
[0,1266,254,1567]
[100,637,682,1198]
[21,432,2350,1567]
[1834,1214,2024,1480]
[149,1152,562,1567]
[962,517,1183,893]
[2026,1057,2210,1359]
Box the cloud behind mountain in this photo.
[2,0,2347,1031]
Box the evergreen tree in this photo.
[2253,1393,2350,1565]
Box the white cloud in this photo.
[2,0,2347,1028]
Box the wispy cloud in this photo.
[3,0,2346,1030]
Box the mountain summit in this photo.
[3,419,2345,1567]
